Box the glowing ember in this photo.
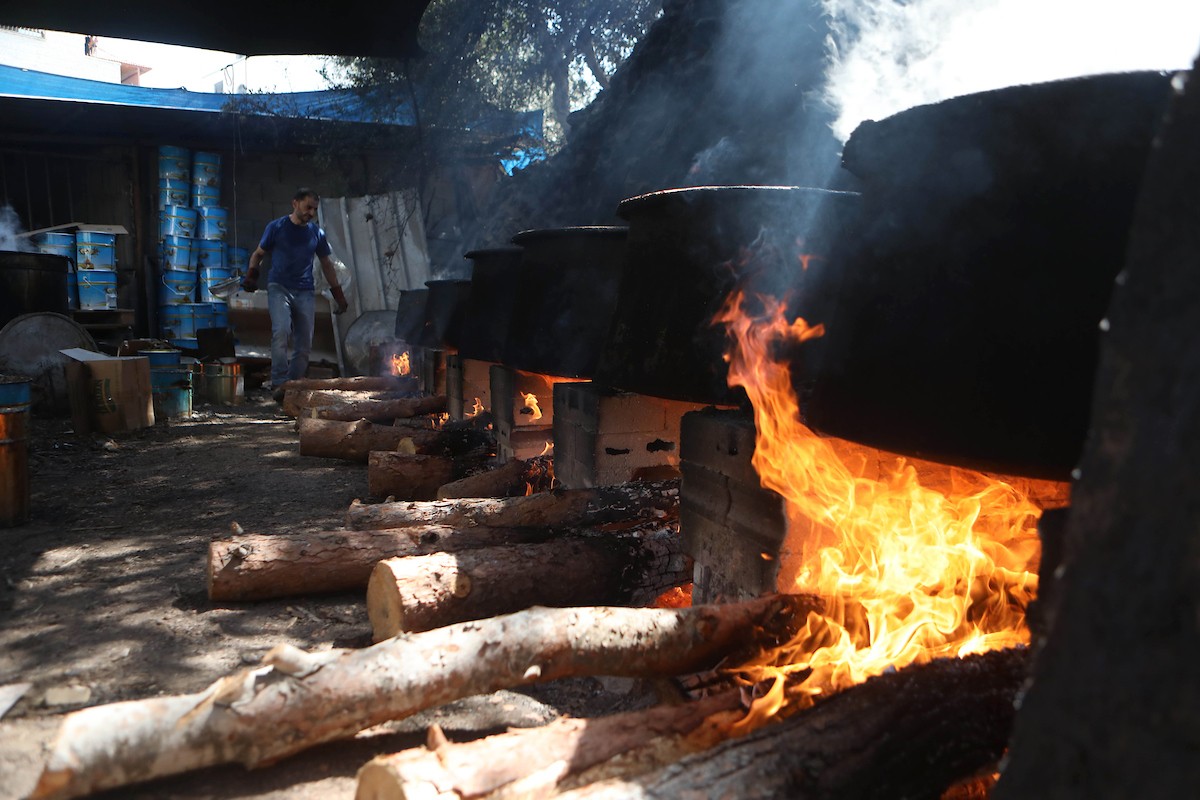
[715,290,1042,719]
[521,392,543,421]
[467,397,484,417]
[391,351,411,377]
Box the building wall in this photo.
[0,28,120,82]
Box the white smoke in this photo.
[822,0,1200,141]
[0,204,36,253]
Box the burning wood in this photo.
[366,526,688,638]
[345,479,679,531]
[30,597,817,800]
[355,690,745,799]
[435,454,554,499]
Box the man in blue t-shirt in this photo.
[241,188,349,395]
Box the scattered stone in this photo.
[43,684,92,707]
[0,682,32,719]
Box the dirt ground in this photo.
[0,387,656,800]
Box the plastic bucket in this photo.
[66,271,79,310]
[196,240,226,272]
[159,205,199,238]
[143,349,182,370]
[0,377,31,527]
[76,231,116,270]
[32,232,77,261]
[158,178,190,209]
[196,206,227,240]
[160,235,196,271]
[151,367,192,420]
[190,183,220,208]
[199,266,234,302]
[77,269,117,310]
[210,301,229,329]
[158,145,191,182]
[193,302,216,334]
[200,360,243,405]
[159,268,197,306]
[227,246,249,272]
[192,151,221,187]
[159,304,210,338]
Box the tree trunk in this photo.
[297,417,442,462]
[356,691,744,800]
[313,394,447,423]
[31,596,818,800]
[207,526,560,602]
[282,388,418,419]
[347,479,680,531]
[557,648,1028,800]
[278,376,418,393]
[435,456,553,499]
[366,527,688,638]
[368,452,456,500]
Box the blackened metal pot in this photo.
[502,226,628,379]
[394,288,429,345]
[418,279,473,350]
[456,246,524,363]
[0,251,70,330]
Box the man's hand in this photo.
[330,285,349,315]
[241,267,260,293]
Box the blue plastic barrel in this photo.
[159,269,197,306]
[158,145,191,182]
[196,206,227,240]
[0,376,31,527]
[77,269,117,309]
[143,349,182,370]
[160,235,196,271]
[192,302,216,334]
[210,301,229,329]
[159,205,199,239]
[196,241,225,272]
[227,246,249,272]
[66,271,79,310]
[192,151,221,186]
[158,178,189,209]
[76,231,116,270]
[31,232,77,261]
[191,183,220,208]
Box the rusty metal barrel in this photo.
[0,376,32,527]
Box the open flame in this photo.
[467,397,484,417]
[521,392,543,421]
[716,290,1042,719]
[391,351,411,377]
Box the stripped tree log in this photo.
[282,389,416,419]
[368,452,457,500]
[555,648,1028,800]
[367,527,689,638]
[31,596,818,800]
[436,456,554,500]
[355,690,745,800]
[278,376,418,394]
[347,479,680,531]
[298,418,494,463]
[207,526,560,602]
[297,417,442,462]
[314,394,447,423]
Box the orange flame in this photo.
[521,392,543,421]
[391,351,411,377]
[539,441,554,457]
[715,290,1041,716]
[467,397,484,417]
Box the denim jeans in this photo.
[267,283,316,388]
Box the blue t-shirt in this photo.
[258,215,332,291]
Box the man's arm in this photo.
[241,246,268,292]
[318,255,349,313]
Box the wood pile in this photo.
[31,376,1031,799]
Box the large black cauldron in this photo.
[0,251,70,329]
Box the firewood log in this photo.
[31,596,818,800]
[297,417,443,462]
[368,452,457,500]
[366,527,689,638]
[346,479,680,531]
[207,526,560,602]
[555,648,1028,800]
[435,455,554,499]
[355,690,745,800]
[282,388,416,418]
[278,376,418,393]
[314,394,447,423]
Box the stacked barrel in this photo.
[156,145,238,348]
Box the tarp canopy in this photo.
[0,0,433,58]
